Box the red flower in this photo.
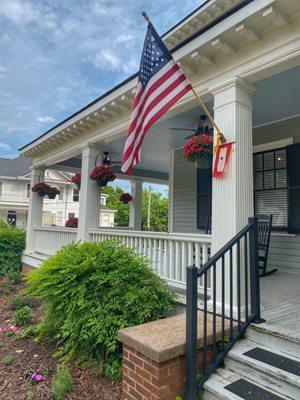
[90,165,116,183]
[119,193,133,203]
[71,172,81,184]
[183,134,213,162]
[31,182,51,192]
[65,217,78,228]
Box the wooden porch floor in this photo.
[259,270,300,342]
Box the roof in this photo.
[19,0,253,154]
[0,157,32,178]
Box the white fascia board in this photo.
[173,0,275,61]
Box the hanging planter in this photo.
[71,172,81,190]
[65,217,78,228]
[31,182,51,198]
[119,193,133,204]
[90,165,116,187]
[183,134,213,169]
[47,186,60,199]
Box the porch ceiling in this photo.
[57,65,300,175]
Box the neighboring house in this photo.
[18,1,300,399]
[0,157,115,228]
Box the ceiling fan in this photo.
[170,115,213,139]
[101,151,122,166]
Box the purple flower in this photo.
[29,372,44,382]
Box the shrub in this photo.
[27,240,176,379]
[65,217,78,228]
[10,294,38,310]
[0,224,26,275]
[5,269,24,284]
[14,306,32,327]
[5,355,13,365]
[51,364,73,400]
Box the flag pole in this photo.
[141,11,225,144]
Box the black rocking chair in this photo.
[257,214,277,277]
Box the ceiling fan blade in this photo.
[184,133,197,139]
[169,128,196,131]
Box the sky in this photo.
[0,0,204,194]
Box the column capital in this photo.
[210,77,256,96]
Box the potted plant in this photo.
[71,172,81,190]
[90,165,116,187]
[48,186,60,199]
[31,182,51,197]
[183,134,213,169]
[119,193,133,204]
[65,217,78,228]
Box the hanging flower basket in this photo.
[47,186,60,199]
[119,193,133,204]
[90,165,116,187]
[31,182,51,198]
[65,217,78,228]
[71,172,81,190]
[183,134,213,169]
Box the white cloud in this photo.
[95,49,121,70]
[0,142,12,152]
[37,116,55,123]
[0,0,40,24]
[116,33,133,43]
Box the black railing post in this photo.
[185,266,198,400]
[249,217,265,324]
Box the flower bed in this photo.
[0,276,122,399]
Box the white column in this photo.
[77,146,101,242]
[211,77,255,314]
[26,166,46,251]
[129,180,143,231]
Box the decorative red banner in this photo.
[212,142,234,178]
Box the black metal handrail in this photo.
[185,216,265,400]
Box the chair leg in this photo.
[260,268,278,277]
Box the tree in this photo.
[102,185,168,232]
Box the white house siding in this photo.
[172,148,198,233]
[170,117,300,271]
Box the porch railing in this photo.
[90,228,212,291]
[185,217,265,400]
[33,226,77,254]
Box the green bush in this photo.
[27,240,176,379]
[14,306,32,327]
[51,364,73,400]
[0,224,26,275]
[10,293,38,310]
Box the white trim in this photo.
[168,150,175,233]
[253,112,300,129]
[253,137,294,153]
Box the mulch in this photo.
[0,278,122,400]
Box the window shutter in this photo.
[197,168,212,232]
[287,143,300,234]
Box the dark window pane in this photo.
[275,169,286,188]
[264,171,274,189]
[254,173,263,190]
[254,154,263,172]
[263,151,274,171]
[275,149,286,169]
[255,190,287,227]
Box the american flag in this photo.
[121,22,192,175]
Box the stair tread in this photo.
[226,339,300,386]
[203,368,291,400]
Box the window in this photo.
[68,213,75,219]
[73,189,79,202]
[26,183,31,198]
[253,148,287,228]
[58,186,64,201]
[56,212,63,226]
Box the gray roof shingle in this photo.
[0,157,32,178]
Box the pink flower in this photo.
[1,325,10,332]
[10,326,19,333]
[29,372,44,382]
